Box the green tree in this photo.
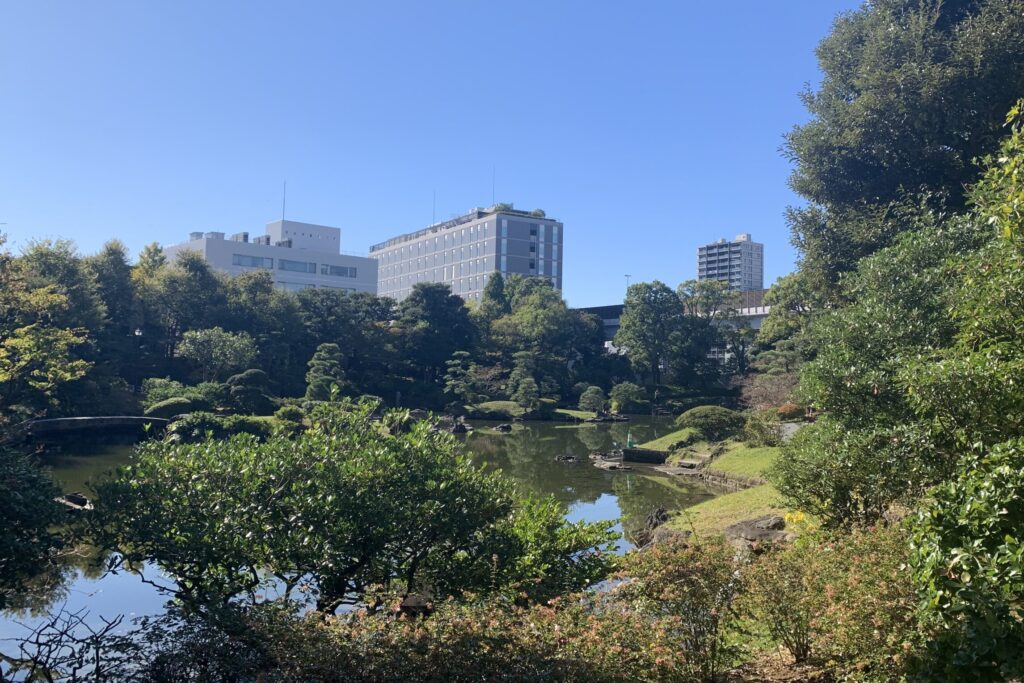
[397,282,475,382]
[511,376,540,413]
[577,386,606,413]
[443,350,480,406]
[786,0,1024,292]
[177,327,257,382]
[93,401,615,613]
[613,281,682,386]
[609,382,646,413]
[135,242,167,279]
[476,272,510,322]
[305,343,346,401]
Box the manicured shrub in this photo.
[675,405,745,441]
[776,402,804,421]
[743,410,783,447]
[578,386,606,413]
[274,405,304,423]
[226,368,269,388]
[141,378,189,411]
[144,396,198,419]
[166,412,272,442]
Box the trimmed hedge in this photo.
[675,405,745,441]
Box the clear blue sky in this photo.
[1,1,860,307]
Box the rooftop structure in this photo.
[370,204,562,302]
[163,219,377,294]
[697,233,764,292]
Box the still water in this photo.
[0,417,715,637]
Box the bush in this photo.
[742,525,921,680]
[618,536,741,682]
[578,386,606,413]
[675,406,745,441]
[166,412,273,442]
[610,382,647,413]
[141,378,188,411]
[743,410,783,447]
[771,418,946,529]
[226,369,269,388]
[144,396,200,419]
[777,402,804,420]
[910,439,1024,681]
[274,405,304,423]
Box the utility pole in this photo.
[625,274,631,289]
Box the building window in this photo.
[529,244,536,253]
[321,264,357,278]
[530,226,537,236]
[232,254,273,269]
[529,260,536,270]
[279,259,316,273]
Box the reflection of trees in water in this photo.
[461,419,706,521]
[2,544,116,618]
[612,475,716,545]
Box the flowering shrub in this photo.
[743,525,922,681]
[776,402,804,421]
[617,536,742,682]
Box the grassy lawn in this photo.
[637,427,700,452]
[555,408,595,420]
[668,483,788,536]
[705,445,781,479]
[469,400,525,419]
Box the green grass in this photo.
[637,427,700,452]
[469,401,525,419]
[555,408,595,420]
[705,445,781,479]
[668,484,788,536]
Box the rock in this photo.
[449,422,469,434]
[632,506,671,547]
[555,454,578,463]
[723,515,793,552]
[494,423,513,433]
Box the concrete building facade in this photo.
[164,220,378,294]
[697,233,764,292]
[370,205,563,302]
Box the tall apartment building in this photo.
[370,204,563,302]
[164,220,378,294]
[697,233,764,292]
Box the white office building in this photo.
[370,204,563,302]
[164,220,378,294]
[697,233,764,292]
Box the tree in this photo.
[477,272,510,322]
[443,351,480,407]
[397,283,475,382]
[721,323,756,376]
[135,242,167,279]
[0,236,90,421]
[93,401,615,613]
[177,327,257,382]
[786,0,1024,292]
[305,343,346,401]
[613,281,682,386]
[609,382,646,413]
[577,386,606,413]
[511,376,540,413]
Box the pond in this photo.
[0,417,716,639]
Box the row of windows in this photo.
[231,253,357,278]
[377,221,562,265]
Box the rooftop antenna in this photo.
[491,166,495,206]
[625,274,632,289]
[432,189,436,225]
[281,181,287,222]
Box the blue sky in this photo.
[1,1,860,307]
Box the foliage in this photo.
[397,282,475,382]
[742,525,921,679]
[786,0,1024,291]
[94,401,615,613]
[675,405,744,441]
[743,410,783,448]
[273,404,304,423]
[614,281,683,386]
[972,100,1024,240]
[910,439,1024,681]
[176,327,257,382]
[609,381,646,413]
[442,350,480,407]
[164,412,273,443]
[772,418,948,529]
[775,402,803,421]
[511,376,540,413]
[618,536,741,682]
[0,447,64,609]
[305,342,346,401]
[143,396,201,419]
[578,385,606,413]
